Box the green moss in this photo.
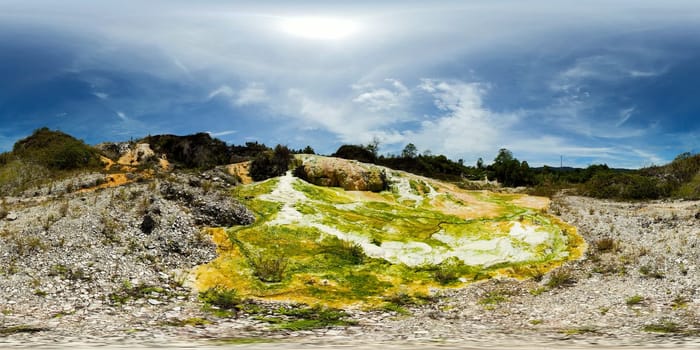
[197,168,583,307]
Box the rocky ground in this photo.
[1,174,699,348]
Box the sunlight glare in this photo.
[280,16,359,40]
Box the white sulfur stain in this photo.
[262,171,307,225]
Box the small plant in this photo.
[546,268,576,289]
[249,252,288,283]
[563,326,599,335]
[433,259,463,285]
[265,305,356,331]
[599,307,609,315]
[478,290,510,306]
[0,200,7,219]
[100,211,122,243]
[625,294,644,306]
[199,287,241,310]
[529,319,543,325]
[164,317,212,327]
[671,295,689,309]
[322,238,366,265]
[595,237,617,252]
[643,320,684,333]
[382,303,410,315]
[639,265,664,279]
[58,200,70,217]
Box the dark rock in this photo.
[140,215,157,234]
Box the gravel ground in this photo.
[1,186,699,348]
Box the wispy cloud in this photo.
[116,111,128,121]
[616,107,635,127]
[207,130,237,137]
[235,83,268,106]
[352,78,410,112]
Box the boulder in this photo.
[296,156,387,192]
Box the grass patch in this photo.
[625,294,644,306]
[0,325,46,336]
[642,321,690,334]
[163,317,212,327]
[562,326,599,335]
[250,252,288,283]
[546,268,576,289]
[260,305,357,331]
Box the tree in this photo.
[401,143,418,158]
[476,157,484,169]
[249,144,294,181]
[366,136,381,157]
[301,145,315,154]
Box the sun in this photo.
[280,16,359,40]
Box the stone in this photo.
[296,156,388,192]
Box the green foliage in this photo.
[642,321,685,334]
[333,144,377,164]
[12,127,101,170]
[262,305,356,330]
[144,132,231,169]
[321,237,366,265]
[250,145,293,181]
[401,143,418,158]
[489,148,534,187]
[546,268,576,288]
[582,172,669,200]
[625,294,644,306]
[107,282,169,305]
[249,251,288,283]
[199,287,241,310]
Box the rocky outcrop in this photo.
[160,178,255,226]
[295,156,387,192]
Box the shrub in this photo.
[12,127,101,170]
[198,287,241,310]
[322,238,366,265]
[625,294,644,306]
[546,268,576,288]
[595,237,617,252]
[434,263,461,285]
[250,252,288,283]
[250,145,293,181]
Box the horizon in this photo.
[2,1,700,169]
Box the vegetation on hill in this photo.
[0,128,101,195]
[143,133,231,169]
[9,127,101,170]
[249,145,294,181]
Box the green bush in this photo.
[249,252,288,283]
[249,145,293,181]
[12,127,101,170]
[198,287,241,310]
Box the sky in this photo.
[1,0,699,168]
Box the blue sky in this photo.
[1,0,699,168]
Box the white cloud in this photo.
[207,83,268,106]
[404,79,508,159]
[207,130,237,137]
[93,92,109,100]
[207,85,235,100]
[235,83,268,106]
[352,78,410,112]
[116,111,128,121]
[616,107,635,127]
